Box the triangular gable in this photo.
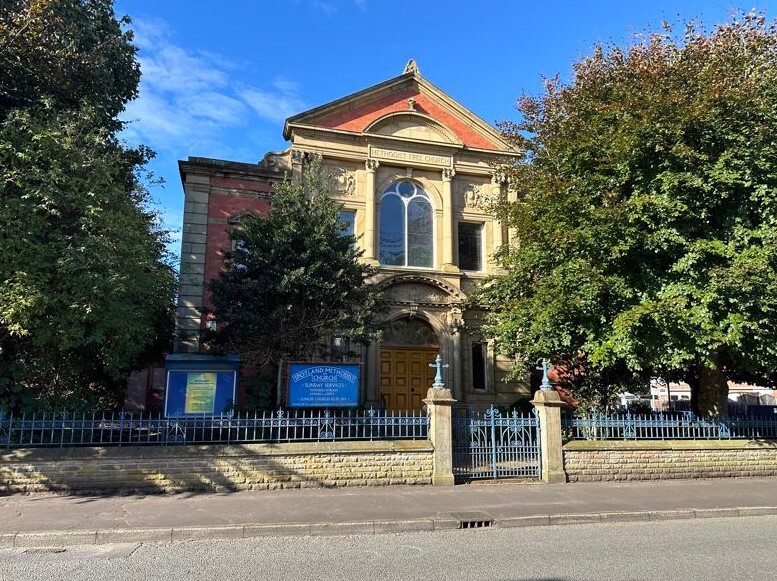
[284,66,513,152]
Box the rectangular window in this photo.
[339,210,355,238]
[458,223,483,271]
[472,342,487,391]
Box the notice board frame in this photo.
[286,362,362,408]
[163,354,240,418]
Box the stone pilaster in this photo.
[423,387,456,486]
[441,168,458,272]
[491,174,504,250]
[532,390,567,483]
[175,173,210,352]
[291,149,305,184]
[363,159,379,265]
[507,182,518,245]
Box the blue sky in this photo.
[114,0,777,256]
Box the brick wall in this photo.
[564,440,777,482]
[0,441,433,494]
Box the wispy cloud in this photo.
[311,1,337,15]
[239,86,306,124]
[120,17,305,158]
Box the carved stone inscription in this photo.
[369,146,451,168]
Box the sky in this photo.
[114,0,777,257]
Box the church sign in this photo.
[163,354,239,417]
[288,363,361,408]
[369,146,452,168]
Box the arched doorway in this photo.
[379,317,439,411]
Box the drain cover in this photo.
[24,548,67,554]
[449,511,494,529]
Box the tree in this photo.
[205,166,382,405]
[0,1,176,411]
[477,13,777,416]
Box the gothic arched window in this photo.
[379,181,433,268]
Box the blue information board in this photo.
[288,363,360,408]
[164,354,239,417]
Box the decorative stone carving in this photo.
[258,148,291,173]
[382,283,450,306]
[291,150,321,164]
[457,181,490,209]
[365,158,380,171]
[442,168,456,181]
[375,273,465,303]
[491,172,506,185]
[404,58,419,75]
[324,165,356,196]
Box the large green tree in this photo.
[206,166,382,403]
[0,0,176,411]
[478,13,777,416]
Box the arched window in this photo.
[379,181,433,267]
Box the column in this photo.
[363,159,379,265]
[531,390,567,483]
[423,386,456,486]
[507,179,518,244]
[291,149,305,184]
[449,308,463,400]
[441,168,458,272]
[490,175,504,270]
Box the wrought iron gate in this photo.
[453,406,541,480]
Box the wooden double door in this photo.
[379,347,438,412]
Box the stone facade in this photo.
[174,61,530,410]
[564,440,777,482]
[0,441,433,494]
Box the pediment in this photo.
[376,274,465,304]
[227,210,263,224]
[283,65,515,152]
[365,112,460,145]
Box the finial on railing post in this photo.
[429,354,449,389]
[537,358,554,392]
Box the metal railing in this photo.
[563,411,777,440]
[0,407,429,448]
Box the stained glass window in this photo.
[379,181,433,268]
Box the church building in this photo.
[175,61,529,411]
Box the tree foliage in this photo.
[0,0,176,411]
[206,166,382,376]
[478,13,777,415]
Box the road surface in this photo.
[1,515,774,580]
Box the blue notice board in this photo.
[164,354,239,417]
[288,363,360,408]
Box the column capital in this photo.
[442,167,455,181]
[365,158,380,171]
[292,149,321,164]
[491,172,506,185]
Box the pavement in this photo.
[1,477,776,547]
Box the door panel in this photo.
[380,347,439,412]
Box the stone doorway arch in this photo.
[379,316,440,411]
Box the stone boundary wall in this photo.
[0,440,433,494]
[564,440,777,482]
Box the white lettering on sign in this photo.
[370,147,451,167]
[291,366,357,384]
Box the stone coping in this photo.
[564,439,777,451]
[1,439,433,462]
